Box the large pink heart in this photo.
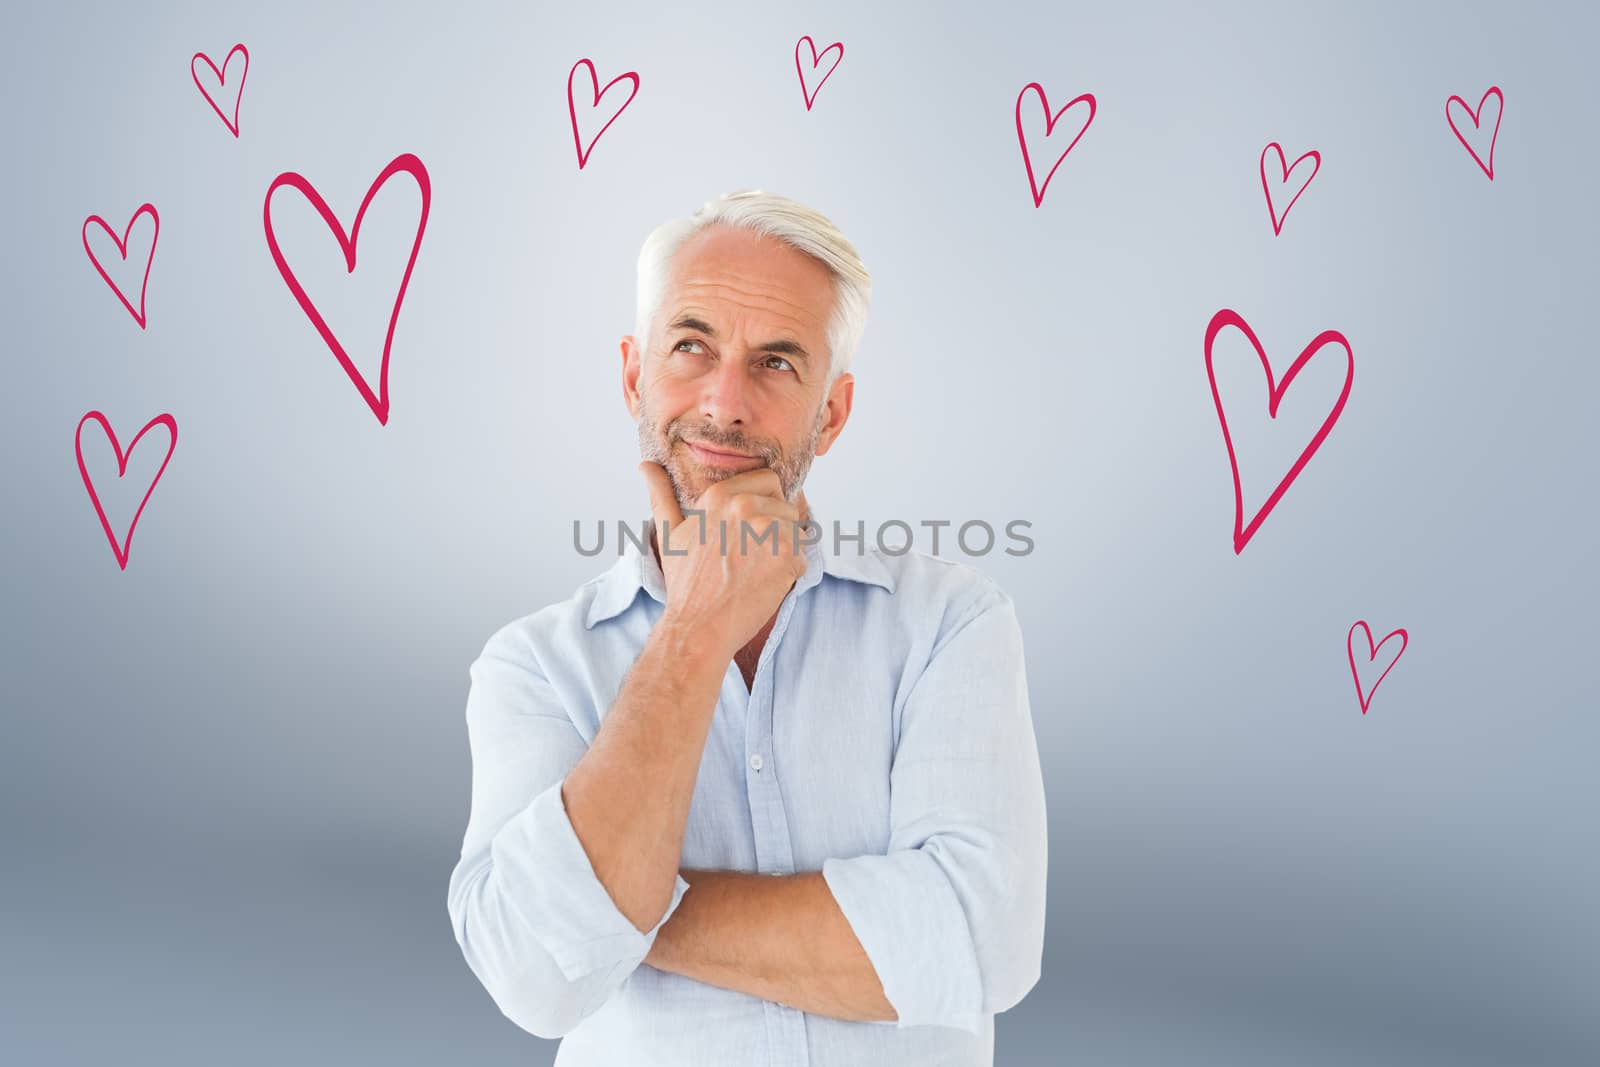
[82,203,159,330]
[568,58,640,169]
[1015,81,1096,208]
[262,153,432,425]
[75,411,178,571]
[191,43,249,137]
[1204,308,1354,554]
[1347,620,1408,714]
[795,35,844,111]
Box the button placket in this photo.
[745,581,805,884]
[744,559,819,1066]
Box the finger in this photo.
[639,461,683,533]
[710,465,785,500]
[736,494,801,524]
[720,501,805,554]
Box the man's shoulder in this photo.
[860,545,1017,628]
[853,548,1026,681]
[472,561,632,668]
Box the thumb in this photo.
[639,460,683,535]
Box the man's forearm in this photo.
[644,868,898,1023]
[561,615,728,934]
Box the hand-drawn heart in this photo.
[82,203,159,330]
[1347,620,1408,714]
[795,35,844,111]
[1204,308,1354,554]
[568,58,640,169]
[262,153,432,426]
[1446,85,1503,180]
[1015,82,1096,208]
[191,43,250,137]
[75,411,178,570]
[1260,142,1321,236]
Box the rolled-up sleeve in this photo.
[446,625,693,1039]
[821,587,1048,1036]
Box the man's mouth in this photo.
[683,439,761,468]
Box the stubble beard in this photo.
[636,390,827,518]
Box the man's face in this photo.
[624,224,853,517]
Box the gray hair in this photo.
[633,190,871,389]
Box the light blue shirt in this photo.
[446,504,1048,1066]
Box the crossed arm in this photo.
[638,591,1045,1029]
[643,868,898,1023]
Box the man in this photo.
[446,190,1048,1065]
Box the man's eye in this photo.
[764,356,795,372]
[674,339,704,353]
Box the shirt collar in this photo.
[584,501,895,630]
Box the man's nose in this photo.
[699,352,751,426]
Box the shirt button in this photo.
[749,753,764,771]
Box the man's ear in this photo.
[813,372,854,457]
[621,335,642,418]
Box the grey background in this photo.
[3,0,1596,1063]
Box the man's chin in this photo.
[669,463,796,514]
[664,471,704,516]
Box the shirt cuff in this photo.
[822,849,985,1036]
[491,776,693,982]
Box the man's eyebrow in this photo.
[666,314,812,367]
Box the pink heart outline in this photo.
[1204,308,1354,555]
[75,410,178,571]
[82,203,160,330]
[795,35,844,111]
[568,58,640,169]
[262,153,432,426]
[1015,82,1097,208]
[1259,141,1321,236]
[191,43,250,137]
[1347,619,1408,714]
[1446,85,1503,180]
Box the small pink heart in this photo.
[75,411,178,571]
[1446,85,1503,180]
[795,35,844,111]
[1260,142,1321,236]
[1347,620,1408,714]
[1204,308,1354,554]
[192,43,250,137]
[1015,82,1096,209]
[82,203,159,330]
[568,58,640,169]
